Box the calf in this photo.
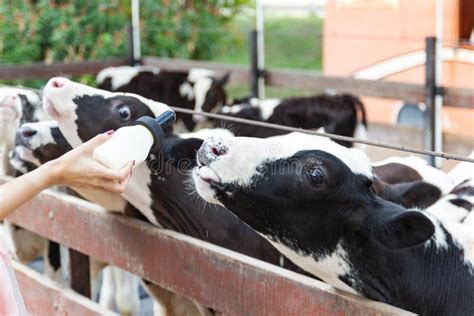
[373,156,454,195]
[426,156,474,223]
[96,66,229,131]
[12,120,141,314]
[215,94,367,148]
[193,132,474,315]
[43,77,303,315]
[0,87,45,174]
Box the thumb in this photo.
[82,130,115,152]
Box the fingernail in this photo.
[106,130,114,135]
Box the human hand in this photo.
[45,131,134,193]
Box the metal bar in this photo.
[4,187,412,316]
[127,24,135,66]
[425,37,437,166]
[131,0,141,64]
[250,30,259,98]
[256,0,265,98]
[434,1,444,168]
[67,248,91,298]
[171,107,474,163]
[13,261,116,316]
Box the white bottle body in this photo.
[93,125,154,170]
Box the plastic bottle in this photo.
[93,111,176,170]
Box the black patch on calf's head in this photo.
[73,94,156,142]
[18,94,39,124]
[212,150,374,255]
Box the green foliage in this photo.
[213,15,323,70]
[0,0,249,65]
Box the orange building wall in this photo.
[323,0,473,138]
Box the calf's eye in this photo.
[307,162,327,186]
[117,105,132,121]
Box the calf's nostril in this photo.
[22,129,37,138]
[211,146,227,157]
[51,79,64,88]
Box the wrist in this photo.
[41,159,64,187]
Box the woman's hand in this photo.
[45,131,134,193]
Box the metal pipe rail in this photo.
[173,107,474,163]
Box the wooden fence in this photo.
[1,178,413,315]
[0,57,472,108]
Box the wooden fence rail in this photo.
[0,57,472,108]
[2,179,412,315]
[13,261,115,316]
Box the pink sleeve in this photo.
[0,240,28,315]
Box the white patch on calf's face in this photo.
[187,68,215,83]
[197,132,372,190]
[193,77,213,114]
[96,66,160,90]
[264,236,359,295]
[21,121,58,150]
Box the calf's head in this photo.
[184,69,229,124]
[193,133,435,256]
[42,77,172,146]
[14,120,70,168]
[0,87,42,123]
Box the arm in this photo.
[0,132,133,220]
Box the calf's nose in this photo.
[197,137,228,166]
[20,126,37,139]
[48,77,67,89]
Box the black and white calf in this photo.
[42,77,302,315]
[216,94,368,148]
[193,132,474,315]
[96,66,229,131]
[426,154,474,223]
[0,87,45,174]
[12,120,141,314]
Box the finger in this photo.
[81,130,114,153]
[94,160,134,181]
[99,179,128,194]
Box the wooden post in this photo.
[68,248,91,299]
[424,37,436,166]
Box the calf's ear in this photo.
[385,181,441,209]
[371,211,435,249]
[217,72,230,86]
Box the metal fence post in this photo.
[424,37,437,167]
[128,0,141,66]
[250,30,259,98]
[127,24,136,66]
